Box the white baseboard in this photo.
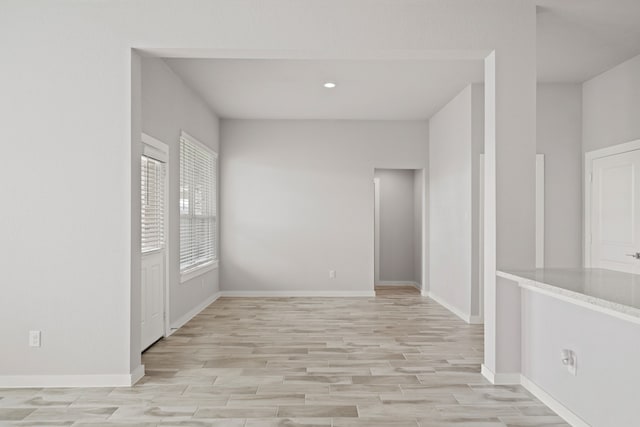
[170,291,221,331]
[480,364,521,385]
[0,366,146,388]
[520,376,590,427]
[480,367,589,427]
[375,281,420,290]
[468,315,484,325]
[130,364,145,386]
[220,290,375,297]
[427,291,483,325]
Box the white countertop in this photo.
[497,268,640,320]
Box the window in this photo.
[141,155,165,253]
[179,132,218,276]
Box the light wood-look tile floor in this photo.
[0,288,568,426]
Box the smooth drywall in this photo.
[522,289,639,426]
[375,169,417,283]
[413,169,424,285]
[536,84,582,268]
[583,54,640,153]
[220,120,428,293]
[470,84,484,317]
[0,0,535,381]
[141,58,220,324]
[429,84,483,320]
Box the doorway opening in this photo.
[374,168,425,296]
[585,140,640,274]
[140,133,170,352]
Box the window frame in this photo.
[179,131,219,283]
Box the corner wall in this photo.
[220,120,428,294]
[536,84,582,268]
[141,58,220,324]
[583,54,640,153]
[428,84,484,321]
[0,0,536,384]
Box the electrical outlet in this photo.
[329,270,336,279]
[560,349,577,376]
[29,331,41,348]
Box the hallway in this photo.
[1,292,566,426]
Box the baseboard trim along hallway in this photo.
[426,291,483,325]
[481,364,590,427]
[170,291,222,332]
[220,290,376,297]
[0,365,146,388]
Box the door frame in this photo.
[373,177,381,286]
[584,139,640,268]
[141,132,171,342]
[372,168,427,292]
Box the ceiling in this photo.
[165,59,484,120]
[163,0,640,120]
[536,0,640,82]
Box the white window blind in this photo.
[180,132,218,273]
[141,155,166,253]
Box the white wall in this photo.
[536,84,583,268]
[141,58,220,324]
[0,0,535,382]
[583,54,640,153]
[413,169,424,285]
[429,84,483,320]
[375,169,417,283]
[220,120,428,294]
[522,289,639,427]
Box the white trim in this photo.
[373,177,381,288]
[520,376,590,427]
[140,133,171,346]
[420,168,428,294]
[478,154,485,323]
[180,260,219,283]
[142,132,169,162]
[535,154,545,268]
[585,139,640,162]
[480,364,520,385]
[375,281,420,289]
[480,368,591,427]
[180,130,218,158]
[220,290,376,297]
[584,139,640,267]
[468,315,483,324]
[130,364,145,385]
[0,367,146,388]
[427,291,482,324]
[169,291,221,332]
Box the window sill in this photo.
[180,260,219,283]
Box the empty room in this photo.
[1,1,640,426]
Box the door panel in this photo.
[591,149,640,274]
[141,251,165,350]
[140,150,167,351]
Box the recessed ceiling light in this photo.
[323,82,336,88]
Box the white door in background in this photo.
[590,149,640,274]
[140,137,168,351]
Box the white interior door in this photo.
[141,251,165,350]
[141,139,168,351]
[590,149,640,274]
